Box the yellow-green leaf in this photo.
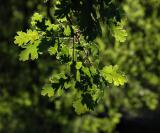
[101,65,127,86]
[41,84,54,98]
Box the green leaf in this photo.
[61,46,69,56]
[64,80,76,89]
[19,42,39,61]
[49,72,67,83]
[64,82,71,89]
[57,17,67,22]
[73,93,89,114]
[101,65,127,86]
[45,20,59,31]
[57,88,63,96]
[41,84,54,97]
[31,13,43,26]
[48,43,58,55]
[59,73,67,79]
[82,67,91,77]
[73,100,88,115]
[76,70,80,82]
[64,26,71,36]
[81,93,96,110]
[112,22,127,43]
[76,62,82,70]
[90,66,97,75]
[14,30,39,46]
[90,84,103,101]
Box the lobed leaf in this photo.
[19,42,39,61]
[14,30,39,46]
[101,65,127,86]
[41,84,55,97]
[112,22,127,43]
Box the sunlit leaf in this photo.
[101,65,127,86]
[41,84,54,97]
[76,62,82,70]
[14,30,39,46]
[112,21,127,43]
[19,42,39,61]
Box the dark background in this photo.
[0,0,160,133]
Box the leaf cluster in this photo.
[14,12,127,114]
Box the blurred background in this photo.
[0,0,160,133]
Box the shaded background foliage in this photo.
[0,0,160,133]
